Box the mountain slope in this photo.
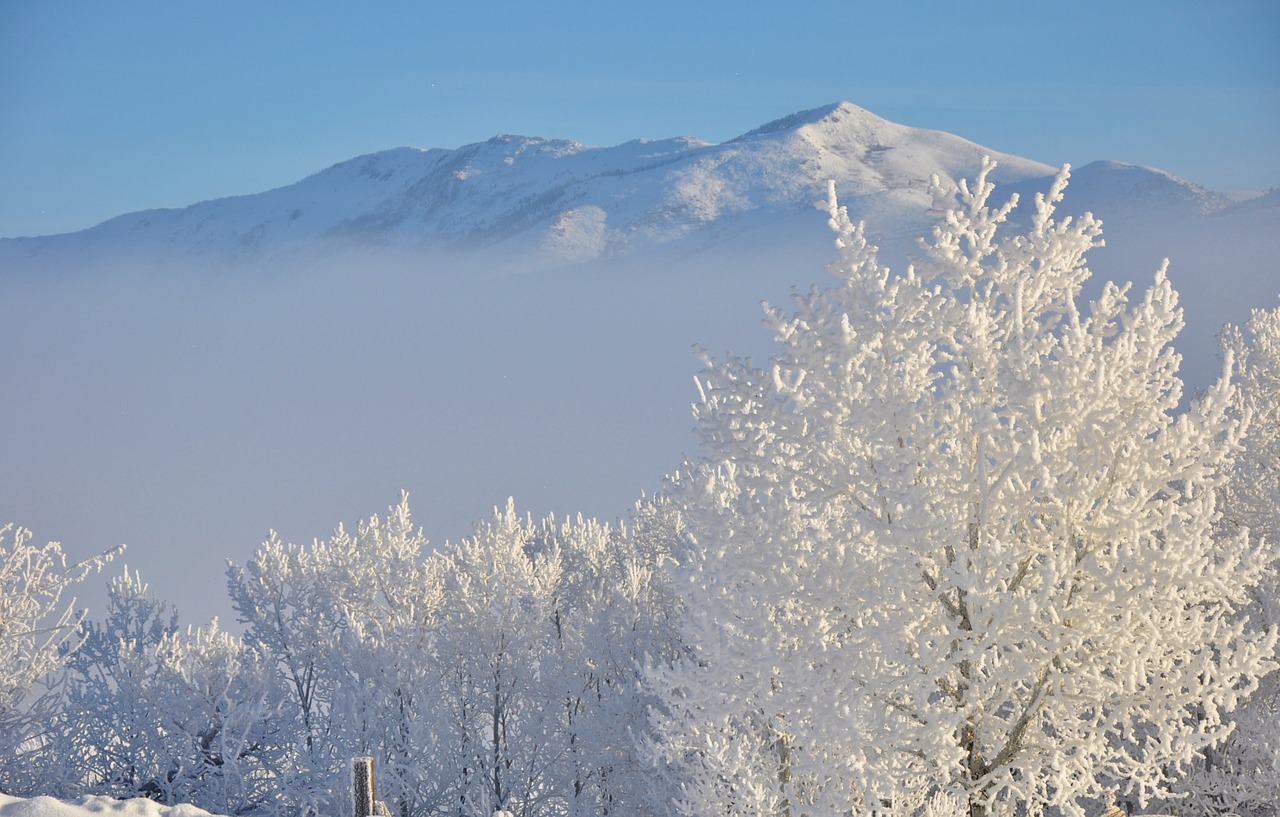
[996,159,1234,231]
[1,103,1056,272]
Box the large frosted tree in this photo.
[649,161,1277,817]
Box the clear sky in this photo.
[1,0,1277,239]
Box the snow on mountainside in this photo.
[0,102,1275,631]
[997,159,1234,230]
[0,103,1055,271]
[1217,185,1280,216]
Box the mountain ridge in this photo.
[5,102,1263,260]
[7,101,1258,277]
[0,101,1064,271]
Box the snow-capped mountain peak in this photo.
[731,101,883,140]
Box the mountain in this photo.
[1,102,1276,630]
[1,103,1056,272]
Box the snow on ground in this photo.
[0,795,224,817]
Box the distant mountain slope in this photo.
[996,159,1234,231]
[1,103,1056,272]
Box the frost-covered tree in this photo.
[56,571,289,814]
[227,492,442,816]
[432,499,681,817]
[0,525,118,795]
[55,570,181,796]
[432,502,568,817]
[140,620,288,812]
[1175,303,1280,816]
[227,493,680,817]
[648,162,1278,817]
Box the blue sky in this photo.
[2,0,1277,238]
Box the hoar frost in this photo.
[647,159,1278,817]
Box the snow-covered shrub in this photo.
[55,572,289,815]
[55,571,181,796]
[140,621,287,811]
[0,525,118,795]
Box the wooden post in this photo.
[353,756,376,817]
